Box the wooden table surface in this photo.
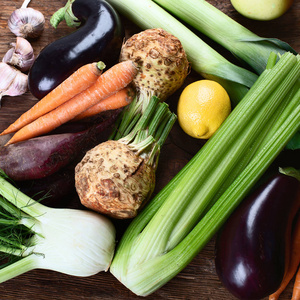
[0,0,300,299]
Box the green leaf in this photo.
[286,131,300,150]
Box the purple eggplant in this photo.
[215,168,300,300]
[0,111,119,181]
[28,0,124,99]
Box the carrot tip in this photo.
[0,129,12,136]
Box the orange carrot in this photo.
[73,86,135,121]
[6,60,137,145]
[269,214,300,300]
[0,61,106,136]
[292,265,300,300]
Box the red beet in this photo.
[0,111,119,181]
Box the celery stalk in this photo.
[153,0,296,74]
[106,0,258,104]
[211,77,300,203]
[117,95,300,296]
[110,52,300,296]
[117,52,298,258]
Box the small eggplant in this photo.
[28,0,124,99]
[215,168,300,300]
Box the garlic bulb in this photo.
[8,0,45,39]
[0,62,28,106]
[3,37,35,72]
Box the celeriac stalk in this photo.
[110,52,300,295]
[106,0,258,104]
[153,0,296,74]
[0,172,116,283]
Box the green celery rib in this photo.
[168,57,300,250]
[106,0,258,104]
[111,53,296,255]
[164,90,300,291]
[131,106,300,297]
[110,53,300,295]
[210,77,300,203]
[153,0,296,74]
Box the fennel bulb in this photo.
[0,171,116,283]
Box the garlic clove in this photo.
[0,62,28,106]
[8,7,45,39]
[0,62,17,92]
[5,71,28,97]
[2,37,35,72]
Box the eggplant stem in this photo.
[279,167,300,182]
[50,0,80,29]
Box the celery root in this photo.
[106,0,258,104]
[75,97,176,219]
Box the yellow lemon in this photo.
[177,80,231,139]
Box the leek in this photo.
[0,172,116,283]
[152,0,300,149]
[106,0,258,104]
[110,52,300,296]
[153,0,296,74]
